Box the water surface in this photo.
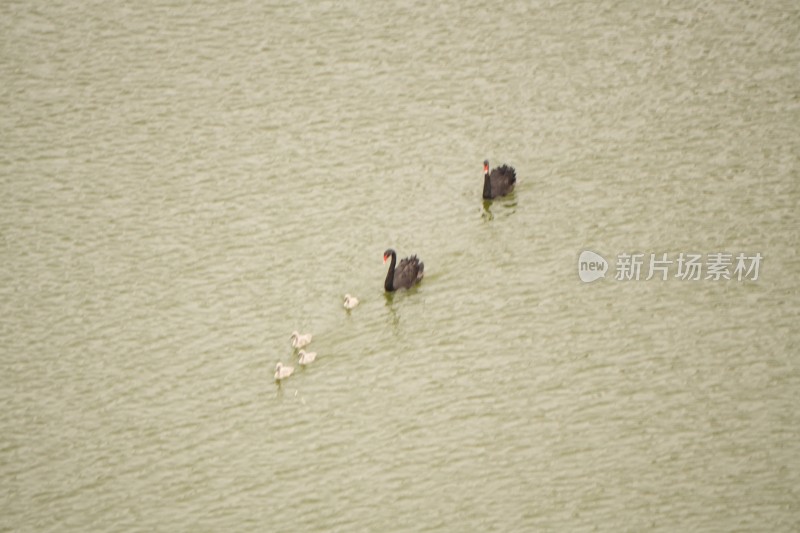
[1,0,799,531]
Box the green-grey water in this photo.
[2,1,799,531]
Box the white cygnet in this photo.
[343,294,359,310]
[274,362,294,381]
[290,331,312,349]
[298,350,317,365]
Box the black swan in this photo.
[383,249,424,292]
[482,160,516,199]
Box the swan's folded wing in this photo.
[396,256,423,287]
[497,165,516,184]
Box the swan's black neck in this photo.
[483,172,492,199]
[384,251,397,292]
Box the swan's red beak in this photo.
[483,163,489,174]
[383,254,388,264]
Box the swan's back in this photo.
[489,164,516,197]
[394,255,424,290]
